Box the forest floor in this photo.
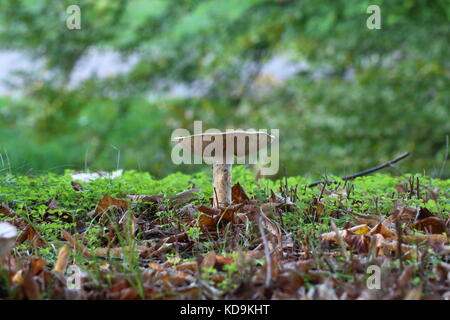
[0,167,449,300]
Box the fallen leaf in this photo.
[350,224,371,235]
[93,246,148,258]
[220,203,243,222]
[12,270,24,285]
[168,188,200,208]
[53,245,70,274]
[197,205,221,216]
[61,229,91,258]
[71,181,83,191]
[402,234,447,244]
[260,202,281,218]
[176,262,198,272]
[0,203,15,217]
[321,224,370,242]
[22,269,41,299]
[44,199,73,223]
[16,224,43,247]
[435,262,450,281]
[94,194,128,216]
[369,222,396,240]
[125,194,164,204]
[349,212,382,227]
[404,287,422,300]
[148,262,165,271]
[215,255,235,269]
[344,233,371,253]
[198,214,217,228]
[232,182,250,203]
[30,257,47,275]
[415,207,434,221]
[201,251,216,269]
[394,201,418,223]
[413,217,447,234]
[398,265,414,288]
[164,232,189,243]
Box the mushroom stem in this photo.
[213,163,232,208]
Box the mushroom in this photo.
[0,222,17,259]
[173,130,274,208]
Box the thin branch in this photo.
[258,215,272,289]
[308,152,410,188]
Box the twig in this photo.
[394,215,404,271]
[330,220,348,262]
[308,152,410,187]
[257,215,272,288]
[438,135,448,178]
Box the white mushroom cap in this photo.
[173,130,275,159]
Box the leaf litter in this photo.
[0,173,449,300]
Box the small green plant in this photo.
[186,226,202,242]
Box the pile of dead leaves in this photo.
[321,201,450,259]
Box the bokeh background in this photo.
[0,0,448,179]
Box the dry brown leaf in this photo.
[306,197,326,221]
[16,224,44,247]
[404,287,422,300]
[0,203,15,217]
[416,207,434,221]
[22,270,41,299]
[262,214,282,243]
[413,217,447,234]
[220,203,243,222]
[321,229,342,242]
[44,199,73,223]
[148,262,165,271]
[234,250,264,262]
[369,222,396,240]
[435,262,450,281]
[53,245,70,274]
[93,246,148,258]
[197,205,221,216]
[30,257,47,275]
[398,265,414,288]
[164,232,189,243]
[232,182,250,203]
[125,194,164,204]
[394,201,418,223]
[201,251,216,269]
[176,261,198,272]
[198,214,217,228]
[402,234,448,244]
[349,212,382,227]
[71,181,83,191]
[321,224,370,243]
[375,237,415,258]
[260,202,281,218]
[215,255,235,268]
[12,270,24,285]
[168,188,200,208]
[344,233,371,253]
[94,194,128,216]
[61,229,92,258]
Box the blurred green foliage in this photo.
[0,0,448,178]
